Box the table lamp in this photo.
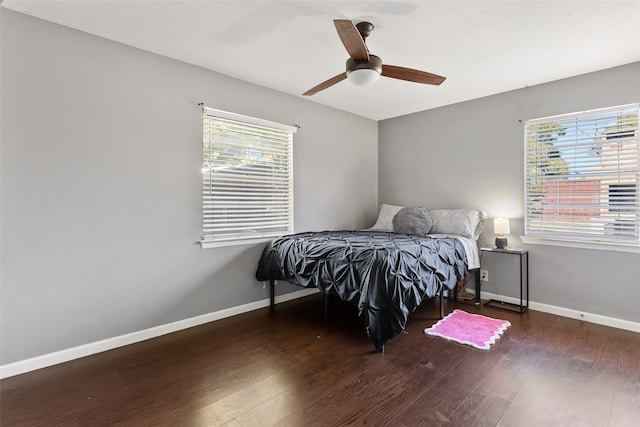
[494,218,510,249]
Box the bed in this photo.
[255,206,486,352]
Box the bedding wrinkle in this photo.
[256,231,468,351]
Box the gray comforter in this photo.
[255,230,467,351]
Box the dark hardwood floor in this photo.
[2,294,639,426]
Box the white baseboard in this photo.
[3,287,638,379]
[0,288,320,379]
[480,290,640,333]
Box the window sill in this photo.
[521,236,640,254]
[200,237,273,249]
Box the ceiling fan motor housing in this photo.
[346,54,382,76]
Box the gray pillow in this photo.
[429,209,487,239]
[393,206,432,235]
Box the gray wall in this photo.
[379,62,640,324]
[0,10,378,364]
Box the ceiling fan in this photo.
[303,19,446,96]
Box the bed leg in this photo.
[270,280,275,312]
[324,292,330,321]
[475,268,481,305]
[439,286,444,319]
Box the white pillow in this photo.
[429,209,487,239]
[369,204,404,231]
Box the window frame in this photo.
[200,107,296,248]
[522,103,640,253]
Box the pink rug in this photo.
[424,309,510,350]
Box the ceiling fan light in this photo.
[347,68,381,86]
[345,55,383,87]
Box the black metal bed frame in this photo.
[268,267,480,320]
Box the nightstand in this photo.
[480,247,529,313]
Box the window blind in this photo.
[202,108,295,243]
[524,103,639,246]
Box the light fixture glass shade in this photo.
[494,218,511,235]
[347,68,381,86]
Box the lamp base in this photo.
[495,236,508,249]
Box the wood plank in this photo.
[2,295,639,426]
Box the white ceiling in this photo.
[3,0,640,120]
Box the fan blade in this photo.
[381,65,446,85]
[303,73,347,96]
[333,20,369,61]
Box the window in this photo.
[524,103,639,250]
[201,108,295,247]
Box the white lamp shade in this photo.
[494,218,510,235]
[347,68,380,86]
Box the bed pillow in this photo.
[393,206,432,235]
[428,209,487,239]
[369,204,404,231]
